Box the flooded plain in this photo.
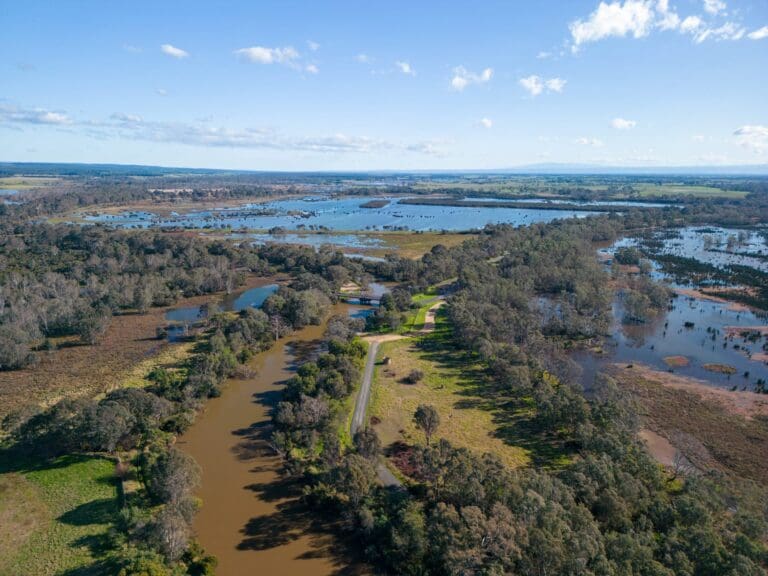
[82,195,600,233]
[589,227,768,390]
[164,282,279,341]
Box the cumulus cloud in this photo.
[0,104,72,125]
[305,64,319,74]
[450,66,493,91]
[733,125,768,154]
[356,53,371,63]
[747,26,768,40]
[155,88,168,96]
[570,0,656,48]
[519,75,566,96]
[570,0,752,49]
[479,117,493,129]
[234,45,299,65]
[748,26,768,40]
[307,40,320,51]
[612,117,637,129]
[395,61,416,76]
[160,44,189,59]
[703,0,726,15]
[575,137,605,147]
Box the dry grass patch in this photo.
[703,363,737,375]
[370,337,529,469]
[366,232,474,259]
[612,365,768,482]
[0,308,171,418]
[0,473,49,564]
[663,355,689,368]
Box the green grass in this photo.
[369,314,530,469]
[633,184,747,198]
[0,453,119,576]
[400,301,434,333]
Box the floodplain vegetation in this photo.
[1,167,768,575]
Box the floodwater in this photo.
[603,296,768,389]
[582,231,768,390]
[608,226,768,274]
[164,283,279,340]
[82,196,598,233]
[179,303,370,576]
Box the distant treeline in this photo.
[398,196,636,211]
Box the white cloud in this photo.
[479,117,493,129]
[519,75,544,96]
[234,46,300,66]
[123,44,142,53]
[395,61,416,76]
[748,25,768,40]
[536,51,552,59]
[733,125,768,154]
[155,88,168,96]
[680,15,702,32]
[575,137,605,147]
[0,104,72,125]
[305,64,319,74]
[545,77,567,92]
[160,44,189,59]
[307,40,320,51]
[692,134,706,142]
[519,75,566,96]
[570,0,656,49]
[692,21,745,42]
[612,117,637,129]
[450,66,493,91]
[0,102,444,156]
[356,53,371,63]
[570,0,752,48]
[111,112,142,123]
[703,0,726,15]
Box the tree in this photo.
[354,427,381,460]
[414,404,440,446]
[144,448,201,505]
[148,507,190,562]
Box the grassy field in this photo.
[633,183,747,198]
[0,176,61,189]
[369,231,473,259]
[369,314,530,469]
[0,454,118,576]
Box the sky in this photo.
[1,0,767,171]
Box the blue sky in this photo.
[1,0,766,170]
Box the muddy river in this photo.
[179,303,367,576]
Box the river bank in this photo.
[179,304,369,576]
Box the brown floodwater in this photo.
[179,304,367,576]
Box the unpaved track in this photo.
[351,299,446,488]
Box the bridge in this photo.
[339,291,381,305]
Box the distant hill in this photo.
[1,161,767,177]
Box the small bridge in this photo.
[339,291,381,305]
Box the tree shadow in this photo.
[0,449,99,475]
[412,308,570,468]
[58,497,117,527]
[231,420,275,461]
